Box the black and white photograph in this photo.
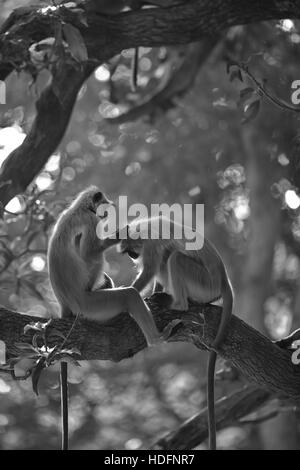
[0,0,300,452]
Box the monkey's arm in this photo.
[99,236,120,252]
[76,224,101,263]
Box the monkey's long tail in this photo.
[60,362,69,451]
[207,350,217,450]
[207,274,233,450]
[131,47,139,92]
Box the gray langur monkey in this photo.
[48,187,161,345]
[47,188,163,450]
[112,215,233,451]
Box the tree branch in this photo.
[0,63,94,207]
[1,294,300,399]
[106,37,222,124]
[154,384,272,450]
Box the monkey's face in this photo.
[84,187,114,219]
[119,237,142,260]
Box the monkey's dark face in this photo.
[120,238,142,259]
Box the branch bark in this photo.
[0,63,94,206]
[1,1,300,205]
[1,294,300,400]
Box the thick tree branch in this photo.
[154,384,272,450]
[0,63,94,206]
[0,294,300,399]
[1,0,300,204]
[2,1,300,70]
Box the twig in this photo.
[236,62,300,114]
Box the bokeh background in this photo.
[1,0,300,450]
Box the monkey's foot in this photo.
[161,319,184,342]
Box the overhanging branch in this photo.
[0,63,94,207]
[1,0,300,204]
[154,384,273,450]
[106,37,222,124]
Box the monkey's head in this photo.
[78,186,114,219]
[119,228,143,260]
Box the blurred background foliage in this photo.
[1,0,300,450]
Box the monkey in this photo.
[48,187,162,345]
[112,215,233,450]
[47,187,163,450]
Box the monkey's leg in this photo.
[168,254,222,451]
[132,268,155,293]
[80,287,161,346]
[167,249,219,447]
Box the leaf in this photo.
[238,87,255,108]
[63,23,88,62]
[31,357,46,395]
[24,320,52,334]
[32,333,44,350]
[226,60,238,75]
[60,347,81,356]
[15,342,37,353]
[44,345,59,361]
[242,99,260,124]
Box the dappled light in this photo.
[0,0,300,453]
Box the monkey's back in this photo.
[48,210,91,315]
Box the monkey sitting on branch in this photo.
[106,215,233,450]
